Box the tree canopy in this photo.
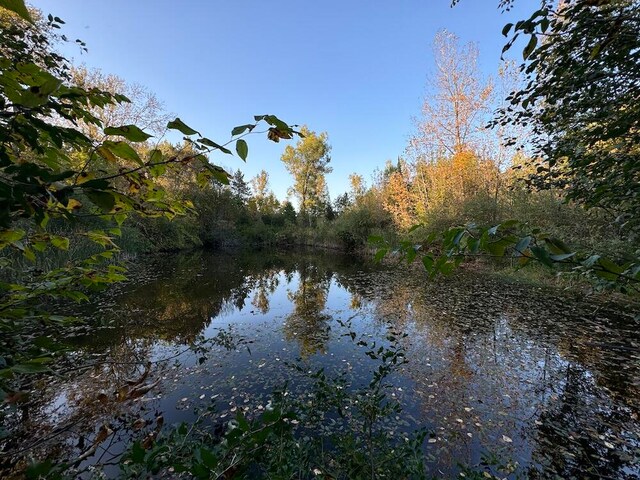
[0,3,300,392]
[280,127,332,225]
[494,0,640,237]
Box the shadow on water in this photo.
[1,249,638,478]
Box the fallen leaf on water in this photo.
[94,424,112,444]
[3,391,28,404]
[128,380,160,399]
[133,418,146,431]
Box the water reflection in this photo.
[284,262,333,357]
[1,250,638,479]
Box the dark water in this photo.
[2,250,639,478]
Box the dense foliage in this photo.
[1,0,639,477]
[0,4,300,400]
[495,0,640,238]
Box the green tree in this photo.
[333,192,352,216]
[250,169,280,216]
[348,173,365,203]
[492,0,640,237]
[230,169,251,205]
[0,3,300,395]
[280,200,297,224]
[281,126,332,226]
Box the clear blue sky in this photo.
[33,0,527,202]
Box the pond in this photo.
[2,249,639,478]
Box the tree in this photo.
[404,31,508,228]
[412,150,499,228]
[333,192,352,216]
[348,173,365,203]
[281,126,332,226]
[381,159,416,230]
[407,30,493,161]
[250,169,279,216]
[230,169,251,204]
[280,200,297,224]
[376,1,640,292]
[0,3,300,395]
[68,65,172,139]
[492,0,640,237]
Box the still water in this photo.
[4,249,639,478]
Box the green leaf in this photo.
[102,141,143,166]
[206,165,229,185]
[23,247,35,262]
[582,255,600,268]
[264,115,290,131]
[468,237,480,254]
[149,163,166,177]
[422,255,434,273]
[523,34,538,59]
[374,248,388,263]
[104,125,153,142]
[0,0,32,22]
[114,213,126,226]
[129,441,146,463]
[595,270,618,282]
[149,149,163,163]
[231,124,254,136]
[235,139,248,161]
[598,257,624,275]
[452,229,465,246]
[502,22,513,36]
[236,411,250,432]
[12,362,50,374]
[50,235,69,250]
[545,237,572,255]
[0,229,25,248]
[514,236,531,255]
[198,138,232,154]
[198,448,218,469]
[501,219,520,229]
[86,190,116,213]
[96,145,118,163]
[530,246,553,268]
[167,118,199,136]
[487,240,508,257]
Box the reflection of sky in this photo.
[6,252,639,479]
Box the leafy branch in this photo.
[370,221,640,293]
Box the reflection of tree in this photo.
[1,340,158,475]
[337,269,640,477]
[284,263,332,357]
[251,272,279,314]
[6,251,639,479]
[69,251,291,350]
[349,293,363,310]
[530,363,639,480]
